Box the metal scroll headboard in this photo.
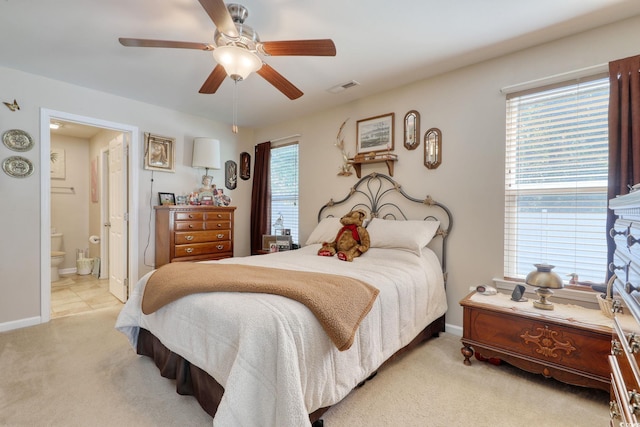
[317,172,453,279]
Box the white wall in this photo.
[255,15,640,328]
[0,67,254,326]
[2,14,640,330]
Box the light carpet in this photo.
[0,306,609,426]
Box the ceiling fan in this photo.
[119,0,336,100]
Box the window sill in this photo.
[493,278,599,310]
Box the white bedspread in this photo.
[115,245,447,427]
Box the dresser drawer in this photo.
[465,307,610,378]
[174,211,232,221]
[175,230,230,244]
[174,241,232,258]
[174,220,231,231]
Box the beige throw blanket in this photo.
[142,262,380,351]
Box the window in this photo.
[270,143,299,244]
[504,76,609,284]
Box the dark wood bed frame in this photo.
[136,173,453,425]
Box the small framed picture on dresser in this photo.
[158,192,176,206]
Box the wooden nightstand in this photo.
[460,291,612,391]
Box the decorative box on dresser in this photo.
[155,205,236,268]
[608,191,640,425]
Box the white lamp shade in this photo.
[192,138,221,169]
[212,46,262,81]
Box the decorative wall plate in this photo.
[2,156,34,178]
[2,129,34,152]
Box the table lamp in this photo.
[525,263,564,310]
[192,138,220,190]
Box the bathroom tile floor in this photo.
[51,274,122,319]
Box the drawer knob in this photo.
[185,248,194,254]
[189,214,194,219]
[217,223,222,228]
[185,235,194,241]
[628,234,640,247]
[610,226,630,238]
[612,339,623,356]
[216,245,224,250]
[217,214,222,218]
[217,233,224,239]
[625,282,639,294]
[189,224,194,229]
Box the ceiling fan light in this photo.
[212,46,262,81]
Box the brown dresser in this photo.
[154,205,236,268]
[608,191,640,424]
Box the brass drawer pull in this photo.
[185,235,194,241]
[626,282,639,294]
[216,214,223,218]
[217,223,222,228]
[609,262,628,274]
[217,233,224,239]
[189,224,194,229]
[610,226,630,238]
[189,214,194,219]
[185,248,194,254]
[629,333,640,354]
[216,245,224,250]
[612,339,623,356]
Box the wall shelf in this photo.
[348,156,397,178]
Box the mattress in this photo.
[115,244,447,426]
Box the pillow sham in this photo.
[304,217,342,245]
[366,218,440,255]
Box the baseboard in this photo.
[445,323,462,336]
[59,267,77,275]
[0,315,42,333]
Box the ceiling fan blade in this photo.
[198,0,239,38]
[119,38,213,50]
[199,65,228,94]
[257,63,303,100]
[260,39,336,56]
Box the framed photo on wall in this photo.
[356,113,395,155]
[144,133,175,172]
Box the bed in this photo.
[115,172,453,426]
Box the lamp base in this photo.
[533,287,555,310]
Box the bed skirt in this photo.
[136,314,445,423]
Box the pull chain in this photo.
[232,79,239,134]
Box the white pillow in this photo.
[305,217,342,245]
[366,218,440,255]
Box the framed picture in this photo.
[50,148,66,179]
[356,113,395,155]
[158,192,176,205]
[240,152,251,180]
[144,133,175,172]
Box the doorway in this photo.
[40,109,139,323]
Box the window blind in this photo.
[271,143,299,244]
[504,77,609,284]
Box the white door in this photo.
[108,134,128,302]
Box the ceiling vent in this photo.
[327,80,360,94]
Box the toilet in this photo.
[51,233,65,282]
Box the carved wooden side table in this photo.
[460,291,611,391]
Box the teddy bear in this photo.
[318,209,370,261]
